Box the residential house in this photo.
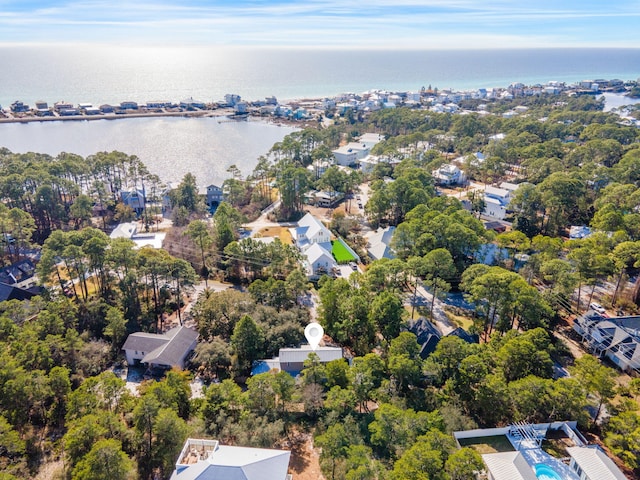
[409,318,442,359]
[307,160,332,179]
[569,225,592,240]
[332,143,368,167]
[482,452,537,480]
[120,188,146,213]
[573,312,640,373]
[147,101,172,109]
[59,107,80,116]
[455,421,626,480]
[304,242,337,277]
[367,226,396,261]
[289,213,336,277]
[409,317,478,359]
[224,94,241,106]
[482,185,513,220]
[566,446,627,480]
[254,344,344,376]
[10,101,29,113]
[0,282,41,302]
[359,155,395,175]
[170,438,291,480]
[34,100,52,116]
[110,222,165,249]
[122,325,198,370]
[54,101,73,112]
[289,213,332,248]
[305,190,344,208]
[332,133,383,166]
[206,184,224,207]
[432,164,466,186]
[0,259,37,289]
[180,98,206,109]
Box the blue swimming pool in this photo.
[535,463,563,480]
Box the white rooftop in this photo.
[172,439,291,480]
[110,222,137,239]
[109,222,165,249]
[484,186,511,199]
[367,226,396,260]
[481,452,537,480]
[279,344,343,364]
[566,446,627,480]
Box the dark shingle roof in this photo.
[448,327,479,344]
[0,281,38,302]
[0,259,36,285]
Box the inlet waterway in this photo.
[0,116,297,187]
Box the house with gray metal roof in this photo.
[482,451,537,480]
[253,345,344,376]
[122,325,198,370]
[170,438,291,480]
[366,226,396,261]
[566,445,627,480]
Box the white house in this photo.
[566,446,627,480]
[289,213,332,248]
[304,242,337,277]
[110,222,166,249]
[332,133,383,166]
[359,155,394,175]
[122,326,198,370]
[482,451,537,480]
[289,213,336,277]
[482,185,514,220]
[432,164,466,186]
[456,421,625,480]
[171,438,291,480]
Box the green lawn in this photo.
[458,435,515,454]
[332,238,357,263]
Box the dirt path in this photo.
[287,432,325,480]
[34,459,64,480]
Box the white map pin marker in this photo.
[304,322,324,350]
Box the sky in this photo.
[1,0,640,49]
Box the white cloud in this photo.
[0,0,638,47]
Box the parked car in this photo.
[349,262,358,271]
[589,302,606,314]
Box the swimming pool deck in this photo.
[508,436,580,480]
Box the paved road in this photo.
[243,200,289,236]
[409,281,457,335]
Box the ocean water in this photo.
[1,46,639,106]
[1,46,639,186]
[0,117,296,187]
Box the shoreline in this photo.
[0,90,635,127]
[0,108,234,125]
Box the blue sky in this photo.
[1,0,639,48]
